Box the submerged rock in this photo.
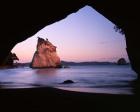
[63,65,70,68]
[30,37,61,68]
[62,80,74,84]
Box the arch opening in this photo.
[12,6,129,64]
[1,6,137,94]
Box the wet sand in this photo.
[0,87,139,112]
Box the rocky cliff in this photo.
[2,52,19,67]
[30,37,61,68]
[0,1,140,78]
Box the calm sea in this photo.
[0,65,137,95]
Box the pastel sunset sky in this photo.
[12,6,128,63]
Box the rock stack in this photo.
[30,37,61,68]
[5,52,19,66]
[117,58,127,65]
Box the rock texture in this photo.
[31,37,61,68]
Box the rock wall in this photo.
[0,1,140,80]
[31,37,61,68]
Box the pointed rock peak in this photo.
[31,37,62,68]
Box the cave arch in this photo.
[0,1,139,79]
[12,6,128,64]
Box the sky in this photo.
[12,6,128,63]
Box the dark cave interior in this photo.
[0,1,139,81]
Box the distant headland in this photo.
[16,60,130,68]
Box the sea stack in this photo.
[117,58,127,65]
[30,37,61,68]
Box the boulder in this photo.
[30,37,61,68]
[62,80,74,84]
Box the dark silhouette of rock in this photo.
[5,52,19,66]
[30,37,61,68]
[62,80,74,84]
[117,58,127,65]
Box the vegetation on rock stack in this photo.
[5,52,19,66]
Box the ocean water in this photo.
[0,65,137,95]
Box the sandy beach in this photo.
[0,87,139,112]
